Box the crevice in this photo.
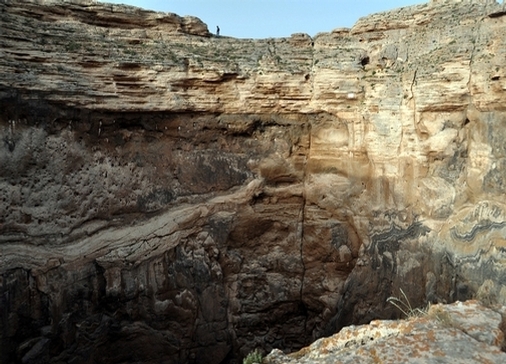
[309,40,317,105]
[298,189,307,336]
[466,21,480,100]
[498,311,506,353]
[410,68,418,136]
[488,11,506,19]
[298,122,311,340]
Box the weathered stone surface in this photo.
[2,0,506,363]
[265,300,506,363]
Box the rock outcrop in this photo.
[265,300,506,363]
[1,0,506,363]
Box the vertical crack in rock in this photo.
[298,121,311,340]
[410,68,418,131]
[309,40,317,101]
[298,192,307,336]
[466,18,480,99]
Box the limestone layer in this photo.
[2,0,506,363]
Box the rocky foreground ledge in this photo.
[265,300,506,364]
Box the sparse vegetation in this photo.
[65,41,80,52]
[123,48,137,56]
[243,349,263,364]
[387,289,430,318]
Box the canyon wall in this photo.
[1,0,506,363]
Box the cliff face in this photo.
[1,0,506,363]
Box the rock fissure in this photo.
[298,149,309,341]
[466,19,480,101]
[410,68,418,133]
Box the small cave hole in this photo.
[491,75,500,81]
[360,56,370,67]
[464,118,470,126]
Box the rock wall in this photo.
[1,0,506,363]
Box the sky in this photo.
[105,0,425,39]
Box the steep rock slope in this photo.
[1,0,506,363]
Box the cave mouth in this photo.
[0,103,482,364]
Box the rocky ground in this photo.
[265,300,506,363]
[1,0,506,363]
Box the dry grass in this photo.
[387,289,430,319]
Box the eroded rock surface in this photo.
[265,300,506,363]
[2,0,506,363]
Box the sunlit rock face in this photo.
[265,300,506,364]
[1,0,506,363]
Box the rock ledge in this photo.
[265,300,506,363]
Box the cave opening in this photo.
[0,105,459,364]
[360,56,370,67]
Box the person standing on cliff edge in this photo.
[216,26,220,36]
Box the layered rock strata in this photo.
[1,0,506,363]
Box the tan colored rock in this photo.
[2,0,506,363]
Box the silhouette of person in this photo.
[216,26,220,36]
